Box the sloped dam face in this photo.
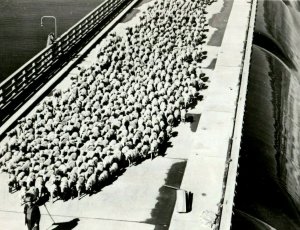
[232,1,300,229]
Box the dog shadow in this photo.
[52,218,80,230]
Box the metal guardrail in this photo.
[0,0,131,125]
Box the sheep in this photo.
[166,125,173,138]
[0,0,212,201]
[85,174,97,195]
[1,151,12,166]
[41,167,53,182]
[35,176,45,198]
[141,145,150,159]
[174,109,181,122]
[150,140,159,159]
[98,170,109,187]
[167,114,174,126]
[109,162,118,177]
[46,182,59,203]
[124,149,137,166]
[19,182,28,205]
[26,173,35,189]
[132,132,141,146]
[76,176,85,200]
[183,93,191,107]
[76,156,84,167]
[95,162,104,176]
[60,177,69,201]
[181,109,187,122]
[84,166,94,181]
[102,155,113,169]
[112,150,123,164]
[78,162,88,175]
[8,173,17,193]
[57,164,68,176]
[153,124,161,134]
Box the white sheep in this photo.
[46,182,58,203]
[181,109,187,122]
[141,145,150,159]
[98,170,109,187]
[85,174,97,195]
[150,140,159,159]
[60,177,69,200]
[109,162,118,176]
[76,176,85,200]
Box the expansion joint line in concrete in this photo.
[218,0,258,229]
[0,209,152,225]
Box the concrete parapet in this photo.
[218,0,258,229]
[169,0,257,229]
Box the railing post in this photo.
[32,62,36,74]
[11,79,16,93]
[0,89,3,104]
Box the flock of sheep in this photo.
[0,0,214,204]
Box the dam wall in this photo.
[232,0,300,229]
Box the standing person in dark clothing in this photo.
[47,32,55,47]
[24,193,41,230]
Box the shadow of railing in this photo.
[52,218,80,230]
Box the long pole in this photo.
[44,204,55,224]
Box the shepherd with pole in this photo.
[24,193,41,230]
[23,192,57,230]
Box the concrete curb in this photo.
[168,0,256,229]
[218,0,258,229]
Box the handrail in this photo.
[0,0,132,125]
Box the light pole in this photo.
[41,16,57,39]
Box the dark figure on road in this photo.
[24,193,41,230]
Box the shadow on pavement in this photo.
[52,218,80,230]
[187,113,201,132]
[145,161,187,230]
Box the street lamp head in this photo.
[40,16,57,39]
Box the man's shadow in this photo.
[52,218,80,230]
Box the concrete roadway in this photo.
[0,115,198,230]
[169,0,254,229]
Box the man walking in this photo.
[24,193,41,230]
